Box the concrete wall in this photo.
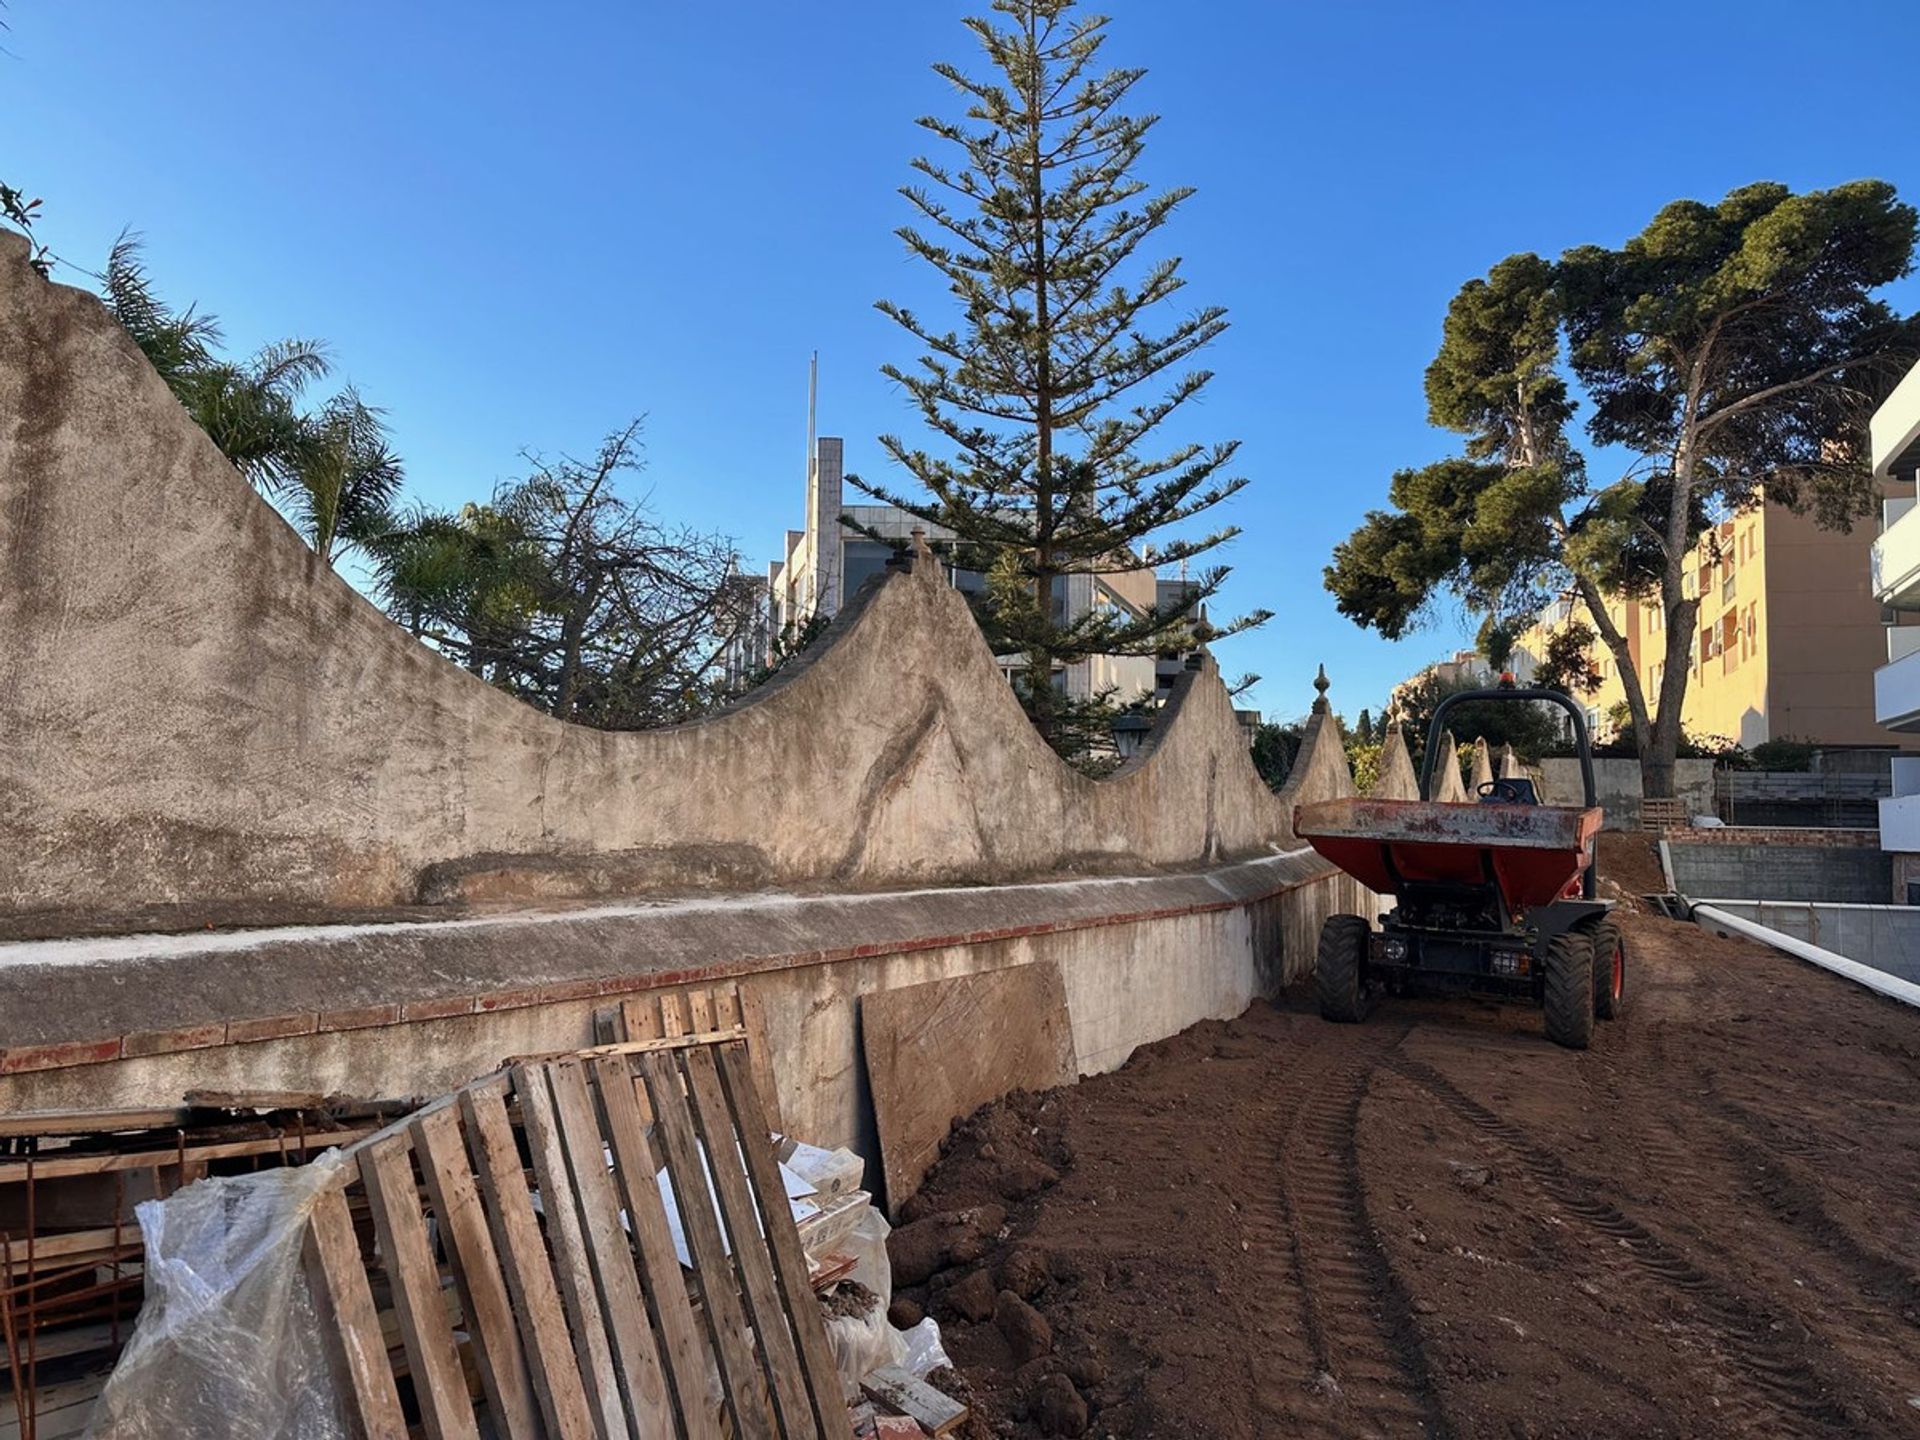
[1665,828,1890,904]
[0,856,1368,1179]
[1539,757,1715,828]
[1694,899,1920,985]
[0,231,1343,931]
[0,228,1409,1180]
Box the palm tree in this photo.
[284,389,405,565]
[99,234,328,492]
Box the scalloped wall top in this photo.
[0,232,1363,923]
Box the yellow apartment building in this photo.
[1515,491,1920,750]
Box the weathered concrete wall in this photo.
[1539,758,1715,829]
[0,231,1346,928]
[0,857,1368,1170]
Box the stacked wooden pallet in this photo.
[305,981,854,1438]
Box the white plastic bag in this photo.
[83,1154,351,1440]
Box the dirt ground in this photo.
[895,849,1920,1438]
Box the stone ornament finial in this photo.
[1312,663,1331,714]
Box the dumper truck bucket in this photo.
[1294,796,1603,914]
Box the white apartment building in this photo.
[760,435,1162,705]
[1870,361,1920,865]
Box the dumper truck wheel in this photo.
[1591,917,1627,1021]
[1543,930,1595,1050]
[1317,914,1369,1023]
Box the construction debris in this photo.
[39,980,968,1439]
[2,1094,414,1440]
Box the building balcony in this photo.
[1872,359,1920,482]
[1872,497,1920,611]
[1876,647,1920,732]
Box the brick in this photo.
[225,1012,316,1044]
[121,1022,227,1058]
[0,1037,123,1074]
[534,978,603,1005]
[475,986,544,1013]
[316,1002,400,1032]
[399,995,475,1023]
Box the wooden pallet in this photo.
[303,1030,848,1438]
[591,981,785,1135]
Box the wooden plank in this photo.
[687,988,717,1035]
[304,1181,408,1439]
[0,1107,188,1138]
[590,1054,722,1440]
[659,993,690,1038]
[860,962,1074,1210]
[736,983,785,1133]
[513,1064,627,1440]
[411,1104,543,1440]
[679,1046,816,1437]
[622,997,664,1042]
[0,1128,372,1182]
[714,1041,852,1439]
[712,986,744,1030]
[860,1366,966,1436]
[461,1079,598,1440]
[546,1060,676,1436]
[638,1050,779,1440]
[358,1138,482,1440]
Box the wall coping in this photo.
[0,850,1333,1074]
[1668,827,1880,848]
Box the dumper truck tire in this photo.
[1317,914,1369,1023]
[1543,929,1595,1050]
[1590,916,1627,1021]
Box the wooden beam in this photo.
[303,1183,408,1440]
[411,1104,542,1440]
[513,1064,627,1440]
[717,1041,852,1439]
[460,1080,597,1440]
[357,1138,481,1440]
[679,1046,817,1437]
[638,1050,779,1440]
[547,1060,675,1436]
[590,1054,721,1440]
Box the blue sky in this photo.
[9,2,1920,721]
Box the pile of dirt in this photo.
[894,912,1920,1438]
[1596,828,1667,901]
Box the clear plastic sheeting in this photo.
[819,1201,950,1398]
[82,1153,351,1440]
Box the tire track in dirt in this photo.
[1389,1053,1866,1437]
[1586,975,1920,1344]
[1247,1021,1450,1439]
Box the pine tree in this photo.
[857,0,1267,758]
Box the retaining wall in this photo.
[1691,899,1920,985]
[1664,828,1889,904]
[1538,758,1715,828]
[0,855,1368,1193]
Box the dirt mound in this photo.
[896,915,1920,1438]
[1597,828,1667,901]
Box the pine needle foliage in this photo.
[858,0,1268,758]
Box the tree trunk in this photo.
[1024,6,1057,749]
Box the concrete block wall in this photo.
[1667,828,1891,903]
